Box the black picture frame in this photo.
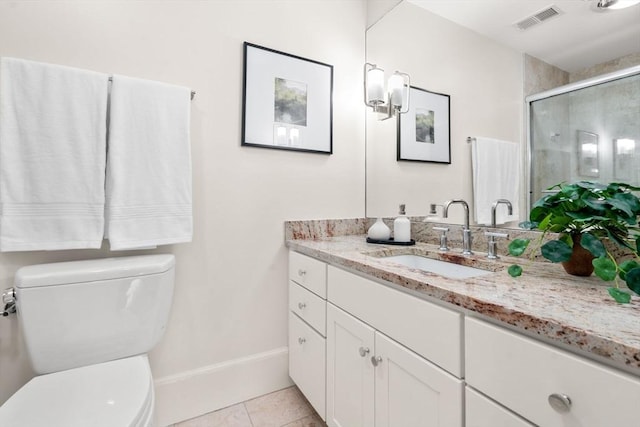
[397,86,450,163]
[241,42,333,154]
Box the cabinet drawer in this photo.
[328,265,462,377]
[466,387,533,427]
[289,312,326,420]
[289,281,326,336]
[289,251,327,298]
[465,317,640,427]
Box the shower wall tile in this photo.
[570,52,640,83]
[524,54,568,96]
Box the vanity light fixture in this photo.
[364,63,410,120]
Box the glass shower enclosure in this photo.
[527,66,640,208]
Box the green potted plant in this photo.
[507,181,640,304]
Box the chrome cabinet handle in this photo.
[298,269,306,277]
[371,355,383,366]
[548,393,572,413]
[298,337,306,345]
[298,302,306,310]
[359,347,370,357]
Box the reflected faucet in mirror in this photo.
[485,199,512,259]
[442,199,472,255]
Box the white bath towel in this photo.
[106,75,192,250]
[471,137,520,225]
[0,57,108,251]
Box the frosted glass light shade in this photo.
[388,72,404,108]
[367,67,385,104]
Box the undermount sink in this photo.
[383,254,492,279]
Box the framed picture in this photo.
[577,130,599,177]
[241,42,333,154]
[613,138,637,180]
[397,86,450,163]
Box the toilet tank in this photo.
[14,254,175,375]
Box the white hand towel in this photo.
[106,75,192,250]
[0,57,108,251]
[471,137,520,225]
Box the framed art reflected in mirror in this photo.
[577,130,599,178]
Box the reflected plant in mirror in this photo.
[507,181,640,303]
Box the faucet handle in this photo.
[485,231,509,239]
[484,231,509,259]
[433,227,449,251]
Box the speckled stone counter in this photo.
[285,225,640,375]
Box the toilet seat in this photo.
[0,355,154,427]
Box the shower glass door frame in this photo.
[525,65,640,212]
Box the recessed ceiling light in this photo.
[596,0,640,10]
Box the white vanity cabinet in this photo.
[288,248,640,427]
[465,317,640,427]
[288,252,327,420]
[326,266,464,427]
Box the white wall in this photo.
[366,0,402,29]
[366,1,524,222]
[0,1,366,425]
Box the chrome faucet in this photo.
[491,199,513,228]
[485,199,512,259]
[442,199,472,255]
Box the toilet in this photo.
[0,254,175,427]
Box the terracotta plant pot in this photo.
[561,234,595,276]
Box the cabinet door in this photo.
[289,312,326,420]
[374,332,463,427]
[326,303,375,427]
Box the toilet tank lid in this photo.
[14,255,175,288]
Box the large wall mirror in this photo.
[365,0,640,227]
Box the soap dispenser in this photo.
[424,203,444,222]
[393,204,411,242]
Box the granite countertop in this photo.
[286,234,640,375]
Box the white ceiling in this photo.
[407,0,640,72]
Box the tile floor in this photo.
[172,386,326,427]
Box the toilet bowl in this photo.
[0,255,175,426]
[0,355,153,427]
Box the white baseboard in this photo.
[153,347,293,426]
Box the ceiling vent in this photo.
[515,5,563,30]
